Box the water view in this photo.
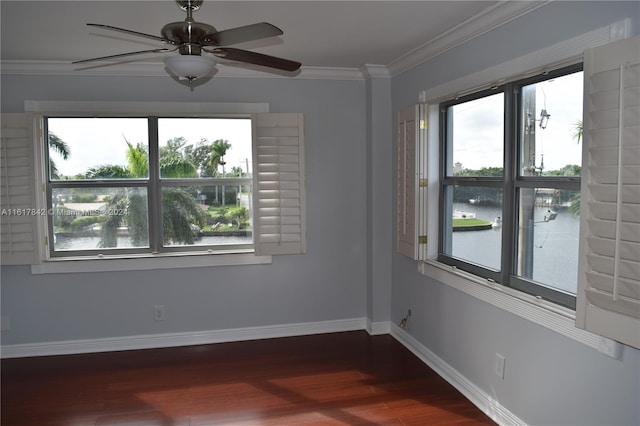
[451,202,579,294]
[54,235,253,251]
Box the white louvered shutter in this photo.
[397,105,428,260]
[1,113,38,265]
[576,35,640,349]
[252,113,306,256]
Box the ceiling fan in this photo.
[73,0,302,83]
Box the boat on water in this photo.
[491,217,502,229]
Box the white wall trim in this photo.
[419,18,630,104]
[0,2,552,82]
[391,324,527,426]
[418,261,623,358]
[1,61,365,81]
[0,317,368,359]
[366,320,391,335]
[24,100,270,115]
[387,1,551,77]
[360,64,390,79]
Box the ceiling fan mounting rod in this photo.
[176,1,203,12]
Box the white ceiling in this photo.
[1,1,547,77]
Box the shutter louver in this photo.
[576,35,640,349]
[1,113,38,265]
[397,106,418,260]
[252,113,306,256]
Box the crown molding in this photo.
[1,1,551,81]
[0,60,364,81]
[359,64,390,79]
[386,0,552,76]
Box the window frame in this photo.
[437,63,583,310]
[19,101,278,273]
[410,20,630,353]
[44,115,255,258]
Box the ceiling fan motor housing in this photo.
[163,0,216,55]
[162,20,216,55]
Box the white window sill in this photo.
[418,260,607,353]
[31,251,272,274]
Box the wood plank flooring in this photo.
[1,331,496,425]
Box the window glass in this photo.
[158,118,252,179]
[161,185,253,247]
[439,65,582,308]
[515,187,580,294]
[520,72,583,177]
[51,187,149,251]
[47,118,149,180]
[46,116,255,257]
[447,93,504,177]
[443,185,503,271]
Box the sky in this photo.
[48,71,583,178]
[47,117,253,177]
[451,71,583,172]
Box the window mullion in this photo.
[502,84,517,285]
[147,117,162,253]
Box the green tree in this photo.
[572,120,583,144]
[125,139,148,177]
[48,132,70,179]
[544,164,581,176]
[98,138,203,247]
[228,207,249,229]
[159,137,188,159]
[568,119,583,216]
[184,139,231,177]
[211,140,231,172]
[85,165,131,179]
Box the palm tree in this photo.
[210,140,231,206]
[48,132,70,179]
[569,119,583,216]
[571,120,583,144]
[98,138,203,248]
[210,139,231,175]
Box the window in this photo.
[438,65,583,309]
[15,110,308,264]
[45,117,254,257]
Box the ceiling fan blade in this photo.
[203,22,283,46]
[72,48,171,64]
[87,23,176,45]
[212,48,301,71]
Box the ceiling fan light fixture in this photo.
[163,54,217,83]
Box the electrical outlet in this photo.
[153,305,166,321]
[495,353,506,379]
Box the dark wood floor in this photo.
[1,331,496,425]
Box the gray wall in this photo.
[391,2,639,426]
[0,75,371,343]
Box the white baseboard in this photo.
[390,324,526,426]
[366,320,391,335]
[0,317,367,359]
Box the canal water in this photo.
[54,235,253,251]
[451,202,579,295]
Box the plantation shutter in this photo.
[1,113,38,265]
[397,105,427,260]
[576,35,640,349]
[252,113,306,256]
